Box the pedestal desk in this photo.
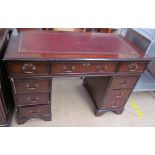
[3,31,151,124]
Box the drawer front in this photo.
[118,62,148,73]
[16,93,50,106]
[18,105,51,117]
[101,99,127,109]
[14,79,50,93]
[104,89,132,102]
[110,76,139,89]
[8,62,50,75]
[51,62,117,74]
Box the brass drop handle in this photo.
[83,62,91,67]
[128,63,138,72]
[29,108,40,114]
[120,80,128,87]
[112,101,119,107]
[27,96,39,102]
[96,65,108,72]
[63,65,75,73]
[115,91,124,98]
[23,63,36,74]
[26,83,38,89]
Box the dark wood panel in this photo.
[18,105,51,117]
[83,76,133,113]
[118,62,148,73]
[110,76,139,89]
[14,79,50,92]
[101,99,126,109]
[83,76,111,108]
[16,92,50,106]
[0,98,6,125]
[0,29,14,126]
[0,29,11,59]
[104,89,132,100]
[52,62,117,74]
[0,112,5,125]
[0,70,14,126]
[8,62,50,75]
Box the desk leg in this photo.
[113,109,124,114]
[94,107,124,116]
[17,116,28,124]
[41,115,52,121]
[94,106,107,116]
[17,115,52,124]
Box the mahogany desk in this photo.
[3,31,151,124]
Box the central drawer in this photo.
[14,79,50,93]
[16,92,50,106]
[18,105,51,117]
[51,62,117,74]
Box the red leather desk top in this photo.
[3,31,149,61]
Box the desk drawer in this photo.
[104,89,131,102]
[51,62,117,74]
[118,62,148,73]
[18,105,51,117]
[8,62,50,75]
[101,99,126,109]
[110,76,139,89]
[14,79,50,93]
[101,89,132,109]
[16,93,50,106]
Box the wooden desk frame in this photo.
[3,31,151,124]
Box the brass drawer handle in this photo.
[128,62,138,72]
[83,62,91,67]
[120,80,128,87]
[112,101,119,108]
[27,96,39,102]
[23,63,36,74]
[26,83,38,89]
[115,91,124,98]
[63,65,75,73]
[96,65,108,72]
